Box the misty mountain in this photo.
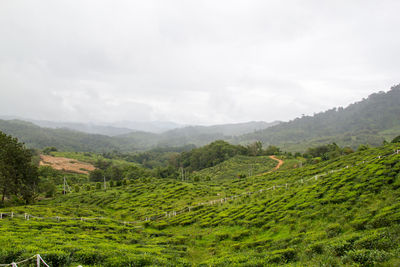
[115,121,280,148]
[0,119,278,152]
[237,84,400,151]
[0,85,399,152]
[0,119,119,152]
[28,120,135,136]
[106,121,184,133]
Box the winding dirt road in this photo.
[269,155,284,171]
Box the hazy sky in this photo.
[0,1,399,125]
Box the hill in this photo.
[0,143,399,265]
[237,85,400,151]
[29,120,135,136]
[0,119,278,152]
[0,85,399,153]
[0,119,119,152]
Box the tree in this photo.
[0,131,39,204]
[89,169,104,182]
[392,135,400,143]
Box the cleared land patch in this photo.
[39,155,95,174]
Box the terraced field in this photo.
[1,144,400,266]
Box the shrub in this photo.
[0,247,25,264]
[74,185,80,193]
[104,254,162,267]
[215,233,230,241]
[328,240,353,256]
[96,182,102,190]
[343,249,391,265]
[307,242,325,255]
[325,223,342,237]
[267,248,297,264]
[354,231,393,250]
[74,249,106,265]
[42,250,70,266]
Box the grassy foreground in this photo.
[0,144,400,266]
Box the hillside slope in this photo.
[238,85,400,151]
[0,143,399,266]
[0,119,119,152]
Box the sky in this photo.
[0,0,399,125]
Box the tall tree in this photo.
[0,131,39,204]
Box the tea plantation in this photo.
[1,144,400,266]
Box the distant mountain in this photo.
[0,119,119,152]
[106,121,184,133]
[0,119,278,152]
[1,85,398,152]
[116,121,280,148]
[237,84,400,151]
[29,120,134,136]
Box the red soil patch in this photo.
[39,155,96,175]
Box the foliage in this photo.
[0,131,39,204]
[392,135,400,143]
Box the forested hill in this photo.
[1,86,399,152]
[0,119,278,152]
[119,121,280,148]
[237,85,400,151]
[0,119,119,152]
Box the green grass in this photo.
[1,144,400,266]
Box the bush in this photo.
[42,250,70,266]
[328,240,353,256]
[354,231,393,250]
[325,223,342,237]
[267,248,297,263]
[215,233,230,241]
[343,249,391,265]
[0,247,25,264]
[74,249,106,265]
[96,182,102,190]
[74,185,80,192]
[103,254,168,267]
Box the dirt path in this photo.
[256,155,284,176]
[269,155,284,171]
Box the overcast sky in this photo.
[0,1,399,125]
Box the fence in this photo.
[0,254,49,267]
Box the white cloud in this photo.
[0,0,399,125]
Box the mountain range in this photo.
[0,84,399,152]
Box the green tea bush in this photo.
[0,247,25,264]
[325,223,342,237]
[342,249,391,265]
[266,248,297,264]
[42,250,71,266]
[354,231,393,250]
[74,249,107,265]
